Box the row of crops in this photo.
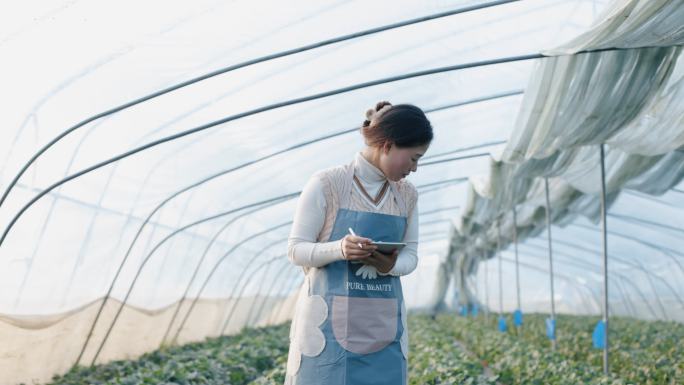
[45,313,683,385]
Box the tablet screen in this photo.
[370,241,406,254]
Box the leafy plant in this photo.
[44,313,683,385]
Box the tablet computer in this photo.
[370,241,407,254]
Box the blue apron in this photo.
[288,162,408,385]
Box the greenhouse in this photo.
[1,0,683,384]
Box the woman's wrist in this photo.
[340,238,347,260]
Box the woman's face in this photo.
[379,142,430,181]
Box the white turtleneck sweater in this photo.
[287,152,419,276]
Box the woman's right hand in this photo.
[341,235,377,260]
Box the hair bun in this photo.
[365,108,376,121]
[364,101,393,125]
[375,101,392,111]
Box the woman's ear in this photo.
[382,141,393,154]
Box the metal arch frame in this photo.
[141,189,201,308]
[415,177,469,191]
[0,53,551,246]
[535,232,684,315]
[79,173,503,363]
[218,255,287,336]
[0,0,520,211]
[496,256,600,313]
[615,281,637,318]
[55,35,526,289]
[615,275,659,319]
[521,236,677,306]
[607,212,684,236]
[202,238,287,345]
[521,239,662,306]
[560,223,684,299]
[82,206,294,366]
[623,189,684,209]
[64,135,215,305]
[169,227,287,345]
[418,183,467,196]
[515,243,651,317]
[566,221,684,282]
[252,263,301,327]
[7,0,269,302]
[420,153,490,167]
[419,206,461,217]
[4,7,672,316]
[18,118,111,308]
[244,259,295,328]
[422,140,510,161]
[206,237,291,344]
[419,230,452,239]
[214,243,292,332]
[0,0,243,181]
[613,277,637,318]
[9,84,520,348]
[268,272,305,325]
[146,2,533,153]
[570,222,684,278]
[521,241,644,317]
[530,235,684,311]
[74,193,296,365]
[194,179,488,340]
[16,88,518,317]
[55,46,357,308]
[167,222,292,350]
[158,226,292,347]
[493,249,603,312]
[419,218,453,227]
[125,91,514,293]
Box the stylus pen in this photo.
[348,227,364,249]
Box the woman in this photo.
[284,101,432,385]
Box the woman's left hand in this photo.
[361,249,399,274]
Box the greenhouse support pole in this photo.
[513,207,521,324]
[599,144,610,375]
[269,272,303,324]
[483,250,490,323]
[472,255,479,315]
[497,222,504,315]
[544,178,557,350]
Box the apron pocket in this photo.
[331,295,398,355]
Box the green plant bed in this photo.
[446,312,684,385]
[249,314,496,385]
[46,313,681,385]
[46,324,291,385]
[48,316,494,385]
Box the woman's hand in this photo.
[341,235,377,260]
[361,249,399,274]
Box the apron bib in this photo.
[286,162,409,385]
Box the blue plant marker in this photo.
[460,305,468,317]
[498,316,508,332]
[545,317,556,340]
[471,303,479,317]
[513,309,523,327]
[592,320,606,349]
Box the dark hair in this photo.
[361,101,433,148]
